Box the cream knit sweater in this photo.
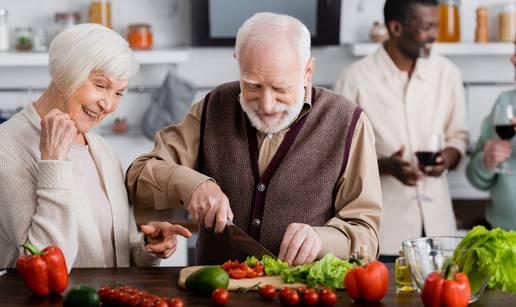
[0,104,160,269]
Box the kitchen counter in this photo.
[1,264,515,306]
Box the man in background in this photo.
[335,0,468,261]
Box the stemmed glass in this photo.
[414,133,443,202]
[493,103,516,173]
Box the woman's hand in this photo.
[39,109,77,160]
[483,139,512,171]
[141,222,192,259]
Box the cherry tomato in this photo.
[154,299,169,307]
[302,289,319,306]
[296,286,308,294]
[98,287,112,302]
[169,297,185,307]
[139,300,155,307]
[279,287,292,302]
[141,296,158,306]
[124,287,139,295]
[212,288,229,306]
[125,294,141,307]
[259,284,276,300]
[110,289,125,304]
[119,292,133,304]
[281,289,300,306]
[320,288,337,306]
[280,287,292,295]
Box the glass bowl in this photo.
[402,236,490,303]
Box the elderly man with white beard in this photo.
[126,12,383,265]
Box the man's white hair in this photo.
[49,23,139,97]
[235,12,311,70]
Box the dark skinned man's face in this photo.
[397,4,439,59]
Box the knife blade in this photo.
[224,220,275,259]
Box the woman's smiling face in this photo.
[65,72,128,134]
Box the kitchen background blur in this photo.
[0,0,514,266]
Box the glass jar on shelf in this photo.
[0,9,9,52]
[437,0,461,43]
[88,0,112,29]
[54,12,80,36]
[498,3,516,42]
[127,23,153,50]
[32,28,47,52]
[15,27,33,51]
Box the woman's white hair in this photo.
[235,12,311,70]
[49,23,139,97]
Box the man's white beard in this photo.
[239,86,305,134]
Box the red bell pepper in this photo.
[421,264,471,307]
[344,260,389,303]
[16,242,68,296]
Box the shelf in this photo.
[350,43,514,57]
[0,48,190,67]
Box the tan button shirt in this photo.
[126,87,383,259]
[335,46,468,255]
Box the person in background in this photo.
[0,23,191,269]
[335,0,468,261]
[126,12,382,265]
[466,45,516,230]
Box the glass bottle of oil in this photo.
[358,245,370,263]
[88,0,112,29]
[395,250,417,293]
[437,0,460,42]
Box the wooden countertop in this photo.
[0,264,514,306]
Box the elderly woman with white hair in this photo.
[0,23,191,269]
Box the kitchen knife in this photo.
[224,220,275,259]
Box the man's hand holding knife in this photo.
[189,180,321,265]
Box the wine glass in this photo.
[414,133,444,202]
[493,104,515,173]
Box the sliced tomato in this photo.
[221,259,265,279]
[253,264,264,275]
[228,269,247,279]
[246,270,258,278]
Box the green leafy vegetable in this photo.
[244,256,259,267]
[262,255,289,275]
[452,226,516,293]
[262,254,353,289]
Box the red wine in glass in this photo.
[415,151,441,168]
[493,104,515,173]
[495,124,516,140]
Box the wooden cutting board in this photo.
[178,266,306,291]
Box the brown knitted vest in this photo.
[196,81,362,264]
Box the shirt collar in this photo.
[375,45,430,82]
[21,103,42,131]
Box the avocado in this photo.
[185,266,230,296]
